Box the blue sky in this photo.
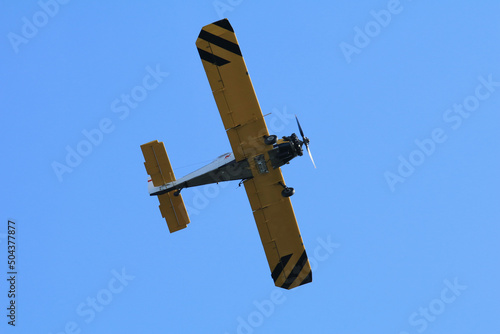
[1,1,499,333]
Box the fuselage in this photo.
[148,134,304,196]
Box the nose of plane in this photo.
[295,115,316,168]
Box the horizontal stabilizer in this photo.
[141,140,175,187]
[158,192,190,233]
[141,140,190,233]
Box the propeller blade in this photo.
[305,143,316,168]
[296,114,316,168]
[295,115,305,139]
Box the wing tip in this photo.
[213,18,234,32]
[200,18,234,35]
[299,270,312,286]
[272,251,312,289]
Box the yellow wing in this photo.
[244,168,312,289]
[197,19,311,289]
[195,19,269,162]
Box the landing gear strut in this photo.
[278,182,295,198]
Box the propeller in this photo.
[295,115,316,168]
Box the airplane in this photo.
[140,19,315,290]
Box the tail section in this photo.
[157,192,190,233]
[141,140,190,233]
[141,140,175,186]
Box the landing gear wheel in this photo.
[264,135,277,145]
[281,187,295,198]
[173,189,181,197]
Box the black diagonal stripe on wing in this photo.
[197,48,230,66]
[213,18,234,32]
[299,270,312,286]
[281,250,308,289]
[271,254,292,282]
[198,30,242,57]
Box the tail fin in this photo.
[141,140,190,233]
